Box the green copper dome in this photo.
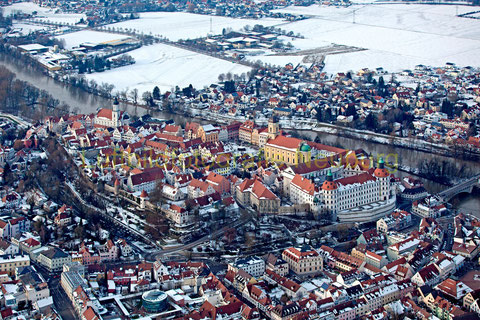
[300,144,311,152]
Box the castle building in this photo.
[281,159,343,196]
[289,174,321,212]
[321,159,396,222]
[94,99,129,128]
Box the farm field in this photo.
[2,2,86,24]
[5,1,480,92]
[106,12,282,41]
[84,43,251,94]
[270,3,480,72]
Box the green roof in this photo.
[300,144,311,152]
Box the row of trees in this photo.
[0,66,69,120]
[418,159,472,184]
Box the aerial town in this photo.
[0,0,478,320]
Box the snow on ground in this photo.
[268,3,480,72]
[34,13,86,25]
[246,54,305,67]
[322,50,432,74]
[11,21,51,35]
[84,43,251,94]
[106,12,282,41]
[2,2,86,24]
[55,30,131,49]
[2,2,49,16]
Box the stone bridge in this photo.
[437,174,480,202]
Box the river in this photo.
[1,55,479,217]
[0,54,194,124]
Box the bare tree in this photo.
[142,91,153,106]
[130,88,139,104]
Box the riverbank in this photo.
[3,39,479,163]
[1,47,479,194]
[187,109,480,161]
[3,51,480,181]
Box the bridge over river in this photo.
[437,174,480,202]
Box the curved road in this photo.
[67,178,255,261]
[148,210,254,261]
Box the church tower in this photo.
[268,116,279,140]
[112,97,120,127]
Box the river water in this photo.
[0,54,193,124]
[1,56,479,217]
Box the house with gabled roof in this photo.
[235,177,280,214]
[126,167,164,193]
[187,179,215,199]
[435,279,473,301]
[206,172,231,195]
[411,263,441,287]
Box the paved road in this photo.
[50,283,76,320]
[33,261,77,320]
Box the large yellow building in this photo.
[263,116,311,165]
[264,135,311,165]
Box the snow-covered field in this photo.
[84,43,251,94]
[2,2,49,16]
[55,30,130,49]
[2,2,86,24]
[11,21,51,35]
[6,2,480,91]
[34,13,86,25]
[106,12,282,41]
[271,3,480,73]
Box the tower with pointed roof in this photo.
[112,98,120,128]
[374,158,390,201]
[321,170,338,220]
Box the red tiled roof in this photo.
[83,307,99,320]
[251,180,278,200]
[189,179,211,193]
[97,108,113,120]
[322,179,337,191]
[266,135,302,150]
[374,168,390,178]
[130,167,164,186]
[336,172,376,186]
[206,172,227,185]
[291,174,315,196]
[291,159,331,175]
